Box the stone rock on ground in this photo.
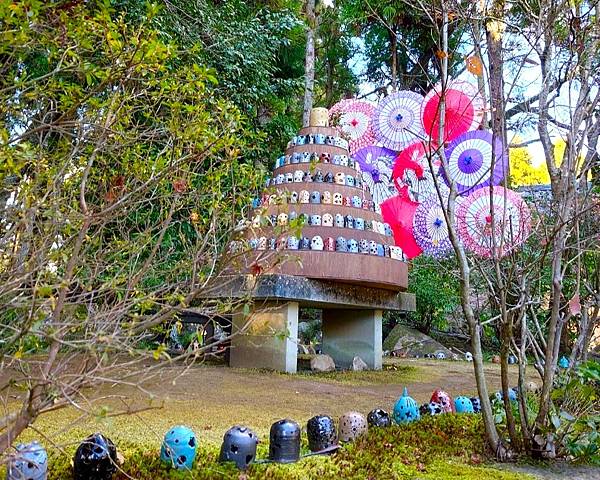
[352,356,368,371]
[310,354,335,372]
[383,324,454,358]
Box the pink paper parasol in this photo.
[329,99,377,154]
[456,186,531,258]
[373,91,426,150]
[413,196,453,258]
[380,189,423,259]
[421,80,484,142]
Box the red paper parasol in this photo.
[329,99,377,154]
[380,190,423,259]
[456,186,531,258]
[421,80,484,142]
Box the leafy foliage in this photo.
[552,361,600,465]
[509,145,550,186]
[407,256,460,334]
[0,0,263,447]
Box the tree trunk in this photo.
[302,0,317,127]
[438,5,501,454]
[486,0,520,451]
[390,29,398,92]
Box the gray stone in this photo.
[202,274,415,312]
[352,356,368,371]
[323,309,382,370]
[310,354,336,372]
[383,324,454,358]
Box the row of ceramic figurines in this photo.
[255,190,374,211]
[267,169,364,190]
[246,235,403,258]
[275,151,358,170]
[251,211,393,236]
[287,133,349,150]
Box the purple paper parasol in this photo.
[413,196,454,258]
[354,146,397,211]
[373,91,426,150]
[442,130,507,195]
[456,186,531,258]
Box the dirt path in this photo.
[21,358,530,445]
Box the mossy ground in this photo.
[3,359,543,479]
[27,416,535,480]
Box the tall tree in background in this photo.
[116,0,307,158]
[341,0,462,94]
[302,0,317,126]
[315,5,359,106]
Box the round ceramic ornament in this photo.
[367,409,391,428]
[306,415,337,453]
[160,425,197,470]
[338,412,368,443]
[393,387,420,424]
[336,237,348,252]
[454,396,475,414]
[219,426,258,470]
[431,389,454,413]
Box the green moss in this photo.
[15,415,534,480]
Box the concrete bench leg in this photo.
[322,309,383,370]
[229,301,299,373]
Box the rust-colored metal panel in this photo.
[244,251,408,291]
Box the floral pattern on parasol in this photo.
[421,79,485,142]
[373,91,426,151]
[329,99,377,154]
[456,186,531,258]
[354,146,397,212]
[442,130,507,196]
[392,142,448,203]
[413,196,453,258]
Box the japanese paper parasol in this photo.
[329,99,376,154]
[392,142,447,202]
[442,130,507,195]
[354,146,396,212]
[413,196,453,258]
[421,80,484,142]
[373,91,426,150]
[456,186,531,258]
[380,188,423,259]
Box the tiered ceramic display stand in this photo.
[217,110,415,373]
[254,124,407,290]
